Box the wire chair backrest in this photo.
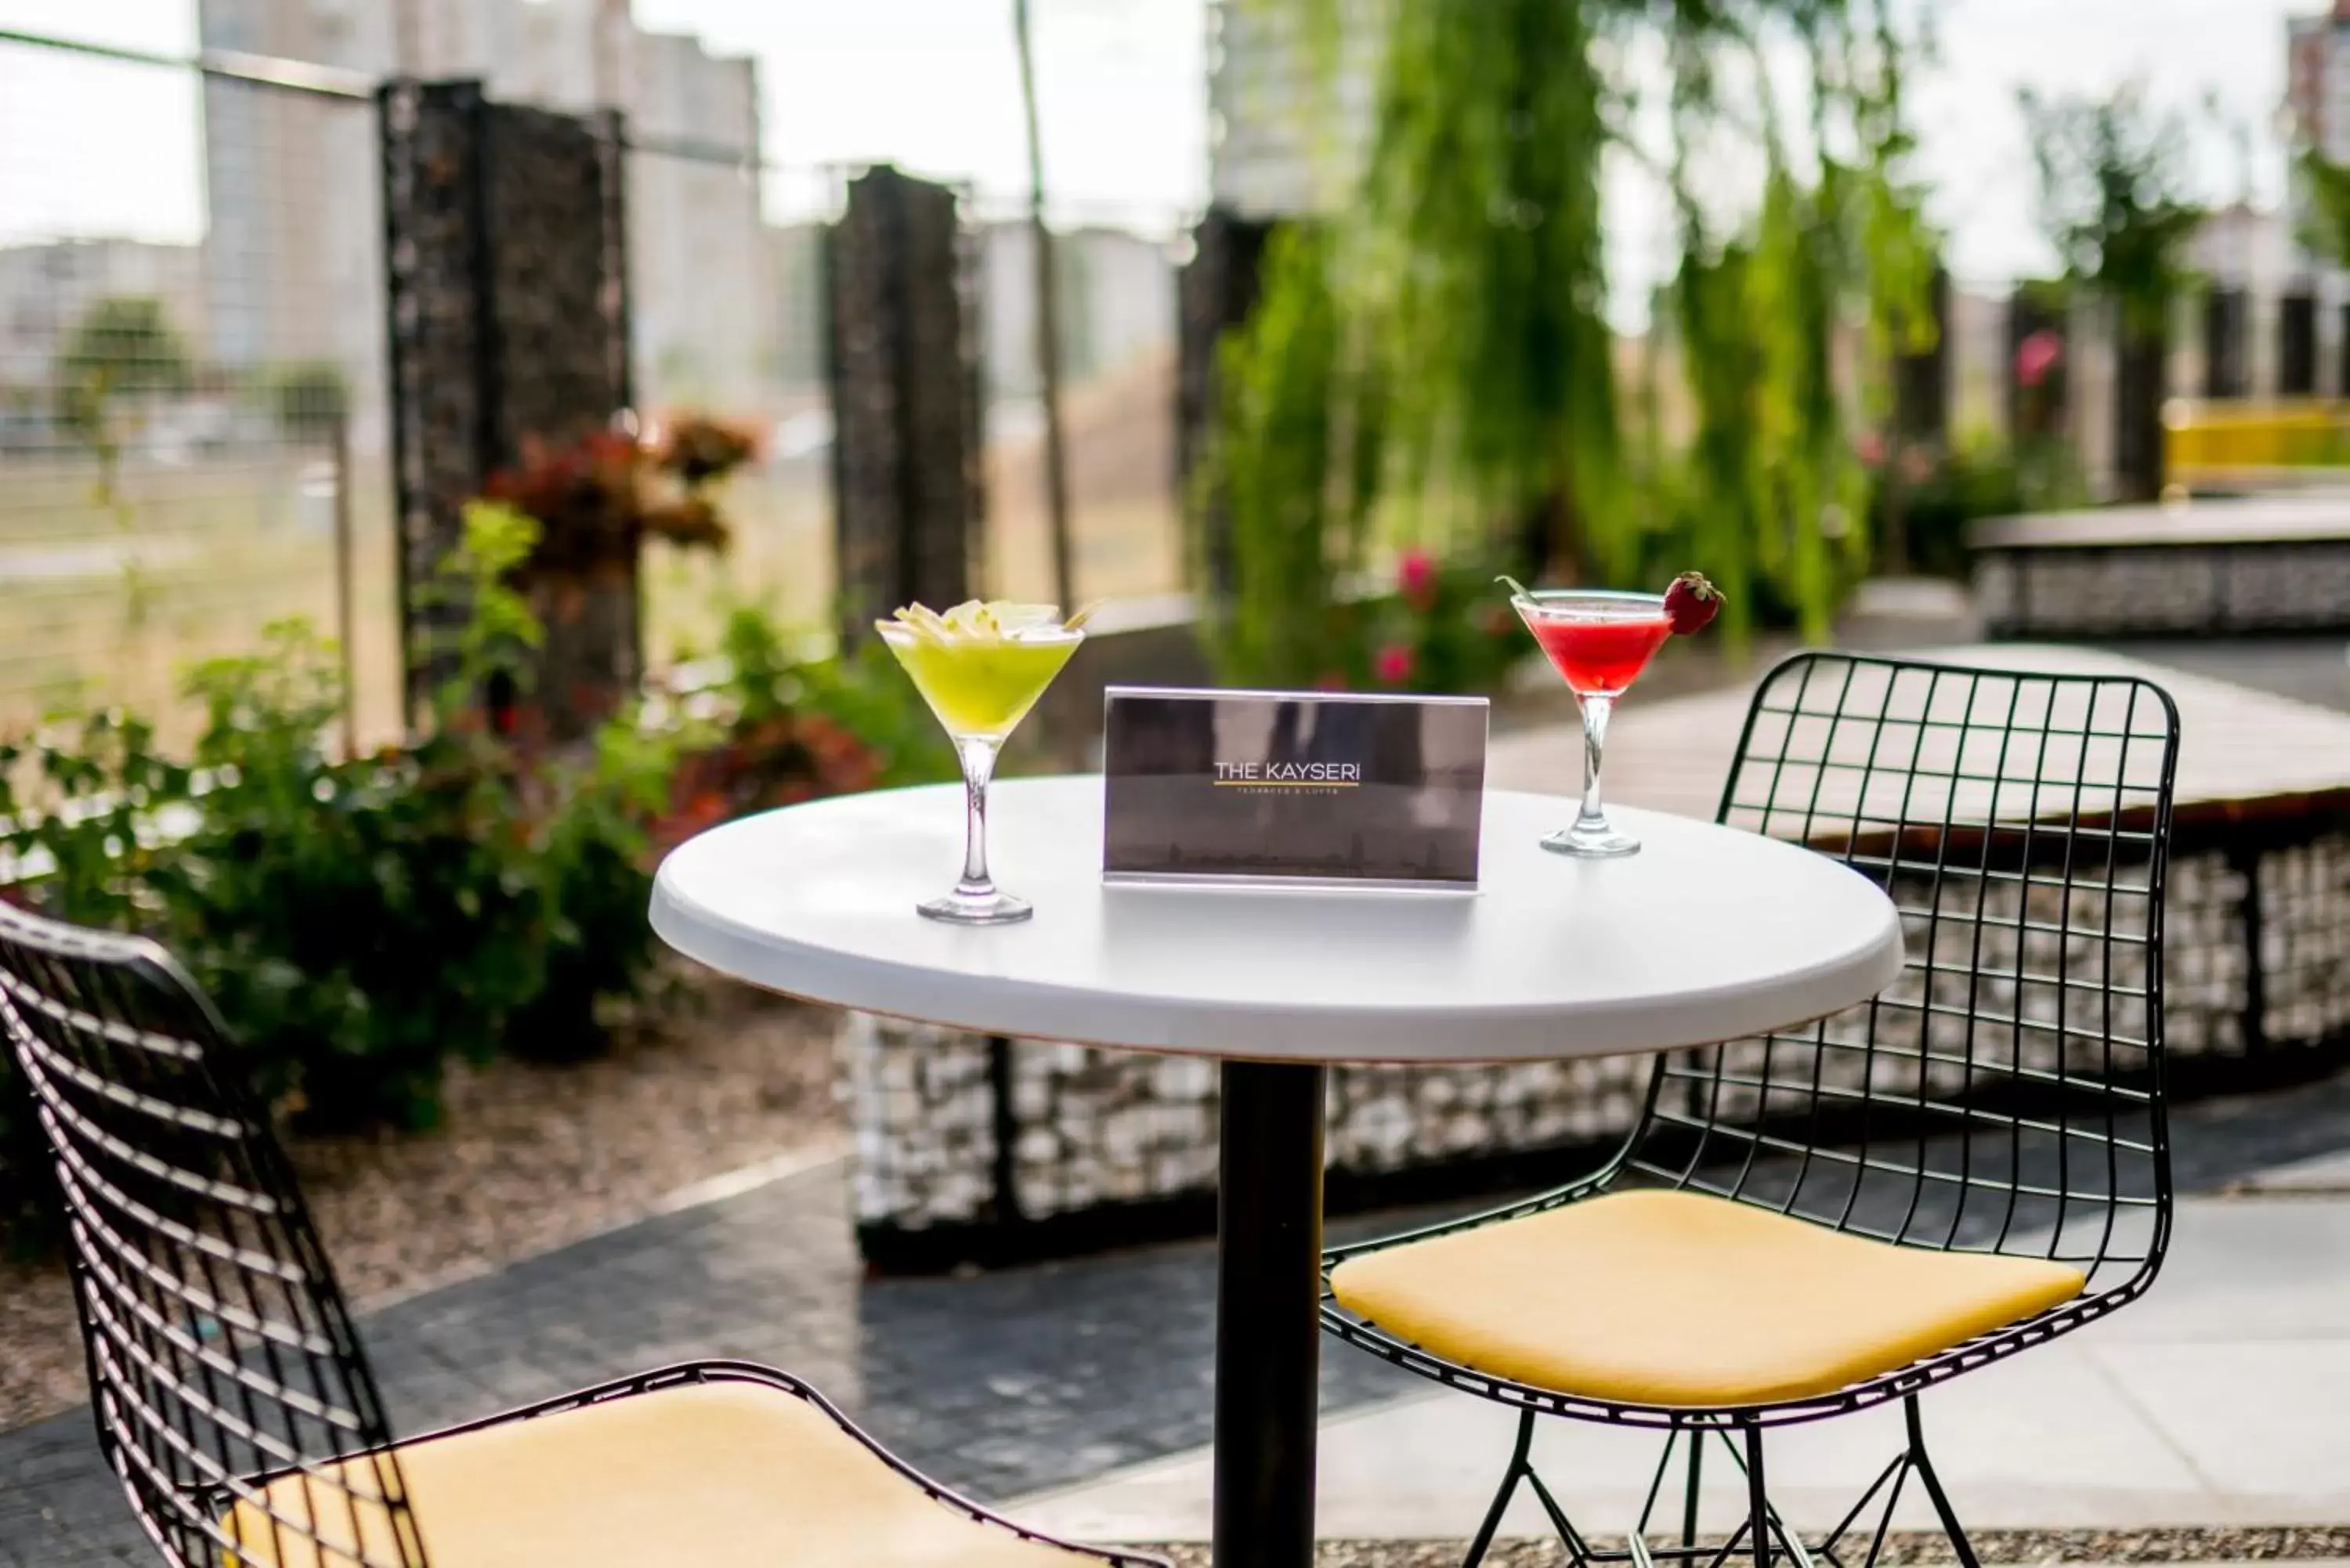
[0,901,422,1568]
[1620,652,2181,1290]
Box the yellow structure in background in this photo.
[2163,399,2350,495]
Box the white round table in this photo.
[650,775,1905,1568]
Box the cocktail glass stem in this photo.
[1542,692,1641,858]
[1576,693,1611,835]
[955,735,1000,899]
[916,735,1034,923]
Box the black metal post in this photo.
[1214,1060,1326,1568]
[331,403,357,761]
[2233,846,2269,1057]
[986,1035,1024,1226]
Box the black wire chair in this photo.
[0,899,1166,1568]
[1323,651,2182,1568]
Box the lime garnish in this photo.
[886,600,1080,642]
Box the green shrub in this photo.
[0,616,662,1133]
[645,605,957,844]
[0,530,965,1247]
[1356,551,1524,696]
[1867,439,2089,582]
[0,510,672,1241]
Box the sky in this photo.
[0,0,2319,293]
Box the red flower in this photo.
[1397,547,1437,608]
[2015,330,2062,390]
[1373,643,1414,685]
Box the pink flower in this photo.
[1373,643,1414,685]
[1856,429,1888,468]
[2015,329,2062,390]
[1397,547,1436,604]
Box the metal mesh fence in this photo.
[628,154,842,665]
[0,36,401,750]
[971,201,1188,611]
[2,26,1194,742]
[633,174,1192,667]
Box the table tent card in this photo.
[1101,687,1488,891]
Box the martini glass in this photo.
[877,613,1085,924]
[1509,587,1673,857]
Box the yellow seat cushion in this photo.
[1329,1189,2085,1408]
[223,1379,1108,1568]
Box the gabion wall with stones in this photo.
[1974,543,2350,638]
[839,1015,1652,1233]
[827,165,980,645]
[381,80,632,728]
[841,828,2350,1246]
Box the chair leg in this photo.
[1819,1447,1913,1568]
[1904,1396,1982,1568]
[1463,1407,1538,1568]
[1681,1425,1705,1559]
[1524,1464,1593,1564]
[1744,1427,1771,1568]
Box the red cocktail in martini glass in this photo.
[1509,588,1674,857]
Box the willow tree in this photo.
[1356,0,1618,582]
[1205,0,1935,659]
[1661,1,1936,633]
[2019,85,2205,502]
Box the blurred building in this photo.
[194,0,767,444]
[1206,0,1379,216]
[2285,0,2350,351]
[2287,2,2350,166]
[2188,204,2307,399]
[624,31,768,414]
[980,222,1178,399]
[761,221,829,398]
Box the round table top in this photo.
[649,776,1906,1064]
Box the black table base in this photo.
[1214,1060,1329,1568]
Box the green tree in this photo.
[2019,85,2204,337]
[2296,146,2350,273]
[1206,226,1359,688]
[54,294,193,439]
[270,360,349,442]
[2018,84,2205,499]
[1354,0,1620,583]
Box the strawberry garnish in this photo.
[1663,571,1723,635]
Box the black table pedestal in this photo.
[1213,1060,1328,1568]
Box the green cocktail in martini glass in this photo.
[876,600,1088,924]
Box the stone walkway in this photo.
[2115,638,2350,714]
